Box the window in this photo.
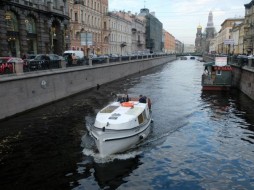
[70,9,73,20]
[53,0,57,8]
[143,110,147,121]
[76,32,80,40]
[138,113,144,124]
[75,13,78,21]
[81,10,83,22]
[5,11,18,31]
[25,17,36,33]
[100,106,119,113]
[216,70,222,75]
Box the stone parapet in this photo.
[0,55,176,120]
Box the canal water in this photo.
[0,58,254,190]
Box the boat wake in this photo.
[82,147,142,163]
[81,117,189,163]
[81,119,143,163]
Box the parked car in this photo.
[0,57,24,74]
[29,54,63,70]
[89,53,97,59]
[23,54,36,71]
[109,54,120,62]
[63,50,86,65]
[92,55,107,64]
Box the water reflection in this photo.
[200,90,254,145]
[1,59,254,189]
[94,156,141,189]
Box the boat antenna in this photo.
[144,0,146,8]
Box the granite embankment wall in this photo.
[0,55,176,120]
[203,54,254,101]
[231,66,254,99]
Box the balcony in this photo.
[120,42,127,48]
[137,40,144,46]
[24,1,33,6]
[102,28,111,36]
[132,28,137,33]
[74,0,85,5]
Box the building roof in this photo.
[220,18,244,27]
[244,0,254,8]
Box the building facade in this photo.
[244,1,254,55]
[68,0,108,56]
[0,0,69,57]
[195,25,203,53]
[139,8,162,53]
[205,11,216,52]
[106,11,132,55]
[184,44,195,53]
[231,22,243,54]
[163,30,169,53]
[130,13,146,53]
[175,39,184,54]
[216,18,244,54]
[194,11,216,53]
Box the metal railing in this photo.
[0,53,174,76]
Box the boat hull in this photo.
[202,85,231,91]
[91,118,152,157]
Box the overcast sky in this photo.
[109,0,250,45]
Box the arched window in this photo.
[5,11,18,31]
[25,17,36,33]
[70,9,73,20]
[76,32,80,40]
[104,36,108,43]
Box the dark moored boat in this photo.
[180,56,187,60]
[201,60,232,91]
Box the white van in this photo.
[63,50,87,65]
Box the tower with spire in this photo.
[195,11,216,53]
[205,11,216,39]
[195,24,203,53]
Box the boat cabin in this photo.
[202,61,232,91]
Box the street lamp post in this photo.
[120,42,127,56]
[251,38,253,55]
[50,27,56,53]
[63,19,69,51]
[243,39,246,55]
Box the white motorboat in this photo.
[89,96,152,158]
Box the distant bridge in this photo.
[176,53,203,57]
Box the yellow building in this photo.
[216,18,244,54]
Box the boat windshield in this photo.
[100,105,119,113]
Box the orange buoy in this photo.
[121,102,134,107]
